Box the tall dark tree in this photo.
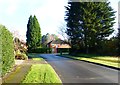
[26,15,41,51]
[65,1,116,54]
[32,15,41,46]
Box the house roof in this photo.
[58,44,71,48]
[47,39,67,44]
[47,39,71,48]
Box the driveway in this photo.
[39,54,119,84]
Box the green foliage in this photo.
[57,48,70,53]
[97,38,118,55]
[0,25,15,76]
[69,37,118,56]
[22,64,62,83]
[15,50,28,60]
[14,37,27,53]
[26,15,41,52]
[65,2,116,54]
[28,48,52,53]
[14,37,28,60]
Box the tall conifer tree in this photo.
[65,1,116,53]
[26,15,41,52]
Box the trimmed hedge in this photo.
[28,48,52,53]
[0,25,15,76]
[57,48,70,53]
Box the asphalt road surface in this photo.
[39,54,119,84]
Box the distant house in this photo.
[47,39,71,53]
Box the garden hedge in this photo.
[28,47,52,53]
[57,48,70,53]
[0,25,15,76]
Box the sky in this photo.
[0,0,119,41]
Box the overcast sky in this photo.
[0,0,119,41]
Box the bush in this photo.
[15,50,28,60]
[57,48,70,53]
[96,39,118,56]
[28,48,52,53]
[0,25,15,76]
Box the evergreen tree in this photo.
[26,15,41,52]
[65,1,116,54]
[26,15,32,49]
[32,15,41,47]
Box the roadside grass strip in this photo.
[91,57,119,63]
[77,57,119,68]
[62,55,119,68]
[22,64,62,83]
[32,58,44,61]
[77,54,119,63]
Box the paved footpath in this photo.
[2,59,47,84]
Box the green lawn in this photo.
[22,53,62,84]
[32,58,44,61]
[22,64,62,83]
[61,54,119,68]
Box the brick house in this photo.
[47,39,71,53]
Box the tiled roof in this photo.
[58,44,71,48]
[47,39,67,44]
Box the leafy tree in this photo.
[26,15,41,52]
[65,1,116,54]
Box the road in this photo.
[39,54,119,84]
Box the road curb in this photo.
[59,55,120,71]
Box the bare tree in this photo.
[58,23,71,46]
[58,23,69,41]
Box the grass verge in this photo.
[60,54,119,69]
[28,53,44,61]
[22,64,62,83]
[32,58,44,61]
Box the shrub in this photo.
[57,48,70,53]
[28,48,52,53]
[15,50,28,60]
[96,39,118,56]
[0,25,15,76]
